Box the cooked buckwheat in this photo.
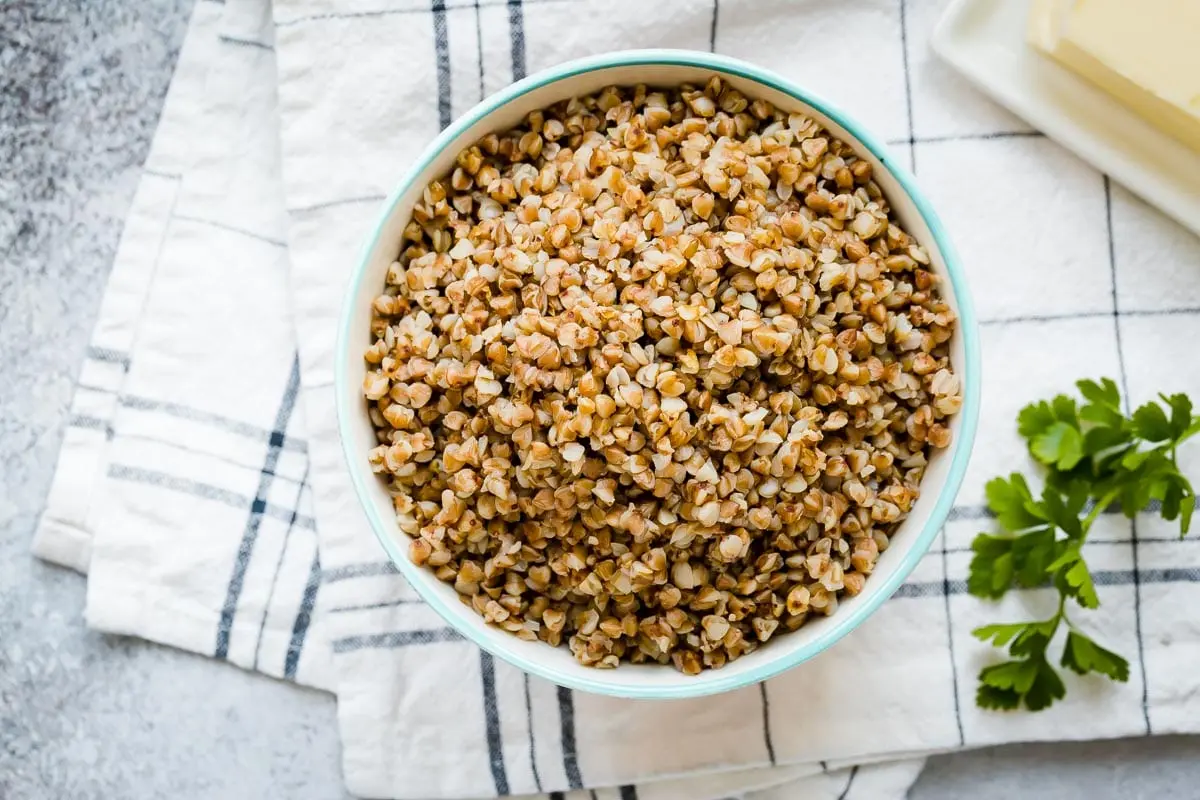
[364,76,962,672]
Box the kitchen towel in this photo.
[33,0,335,691]
[33,0,1200,798]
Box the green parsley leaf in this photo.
[1045,543,1080,572]
[1024,658,1068,711]
[1045,545,1099,608]
[979,658,1040,695]
[1060,631,1130,682]
[1160,473,1183,519]
[976,683,1022,710]
[968,525,1061,599]
[1164,393,1193,440]
[1031,422,1085,470]
[1051,395,1080,426]
[985,474,1045,531]
[1009,617,1059,656]
[1157,472,1196,535]
[968,534,1015,599]
[1077,378,1120,410]
[972,622,1029,649]
[1039,483,1085,538]
[1063,558,1100,609]
[978,654,1066,712]
[1132,401,1173,442]
[1083,424,1130,457]
[1120,447,1153,471]
[1112,451,1178,519]
[1181,417,1200,445]
[1017,400,1057,442]
[1012,527,1061,587]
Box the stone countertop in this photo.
[2,2,1198,798]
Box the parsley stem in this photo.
[1081,488,1122,533]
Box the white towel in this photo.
[34,0,1200,798]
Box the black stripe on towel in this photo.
[432,0,452,129]
[321,561,398,583]
[214,356,301,659]
[837,765,859,800]
[890,567,1200,601]
[759,682,776,764]
[252,464,310,672]
[524,675,543,791]
[106,464,315,529]
[506,0,526,81]
[333,628,463,652]
[480,651,510,794]
[557,686,583,789]
[85,345,131,370]
[68,414,114,440]
[119,394,306,451]
[283,546,321,679]
[708,0,718,51]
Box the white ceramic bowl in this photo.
[336,50,982,699]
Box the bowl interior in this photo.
[338,53,980,699]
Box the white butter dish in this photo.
[932,0,1200,238]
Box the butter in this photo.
[1026,0,1070,53]
[1028,0,1200,153]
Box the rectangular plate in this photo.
[932,0,1200,237]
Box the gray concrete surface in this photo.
[1,2,1197,798]
[0,4,345,799]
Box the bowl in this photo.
[336,49,981,699]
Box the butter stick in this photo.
[1028,0,1200,153]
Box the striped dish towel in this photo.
[33,0,1200,798]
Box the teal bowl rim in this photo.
[335,48,982,700]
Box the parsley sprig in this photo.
[970,378,1199,711]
